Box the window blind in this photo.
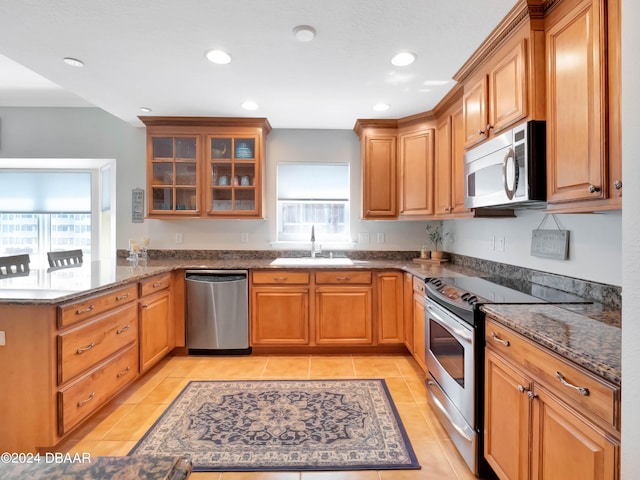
[0,171,91,213]
[277,164,349,200]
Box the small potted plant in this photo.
[426,222,450,260]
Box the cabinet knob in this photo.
[477,129,485,136]
[527,391,538,400]
[486,124,494,131]
[588,184,601,193]
[517,384,528,393]
[614,180,622,190]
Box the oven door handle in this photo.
[426,303,473,343]
[426,379,475,442]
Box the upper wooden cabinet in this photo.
[398,115,435,217]
[140,116,271,219]
[433,87,469,217]
[455,3,546,149]
[354,120,398,219]
[545,0,622,211]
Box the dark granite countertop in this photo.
[0,257,476,304]
[481,303,621,386]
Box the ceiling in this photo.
[0,0,517,129]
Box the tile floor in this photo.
[59,354,479,480]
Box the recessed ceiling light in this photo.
[373,103,390,112]
[293,25,316,42]
[242,100,259,111]
[390,52,416,67]
[140,107,152,113]
[205,49,232,65]
[423,80,450,86]
[63,57,84,67]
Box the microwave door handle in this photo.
[426,303,473,343]
[502,147,518,200]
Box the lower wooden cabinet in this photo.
[412,290,426,371]
[139,274,172,373]
[315,286,373,345]
[403,273,414,353]
[250,269,405,349]
[484,318,620,480]
[251,287,310,345]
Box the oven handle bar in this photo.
[426,379,475,442]
[426,303,473,343]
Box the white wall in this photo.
[621,0,639,475]
[446,210,621,285]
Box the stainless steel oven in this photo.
[425,298,478,472]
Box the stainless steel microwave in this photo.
[464,120,546,209]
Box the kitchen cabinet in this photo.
[434,89,469,217]
[412,276,427,372]
[250,271,310,345]
[403,272,414,354]
[398,116,435,217]
[141,116,271,219]
[484,318,620,480]
[315,271,373,345]
[0,284,140,452]
[353,119,398,219]
[376,271,404,344]
[545,0,622,211]
[455,5,545,150]
[139,273,173,373]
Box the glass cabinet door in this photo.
[150,136,199,214]
[208,136,258,215]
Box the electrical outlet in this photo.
[0,331,5,346]
[175,233,183,244]
[497,237,505,252]
[490,236,495,251]
[358,232,370,244]
[240,232,249,243]
[377,232,385,244]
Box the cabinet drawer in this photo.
[58,344,138,435]
[315,271,372,285]
[58,284,138,328]
[252,271,310,285]
[139,273,171,297]
[486,319,619,428]
[412,276,426,295]
[57,303,138,385]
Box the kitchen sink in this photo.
[270,257,355,266]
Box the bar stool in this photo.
[0,254,31,277]
[47,249,83,268]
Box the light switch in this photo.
[175,233,183,244]
[240,232,249,243]
[358,233,370,244]
[377,233,385,244]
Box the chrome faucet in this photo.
[310,225,321,258]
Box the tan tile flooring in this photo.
[59,354,478,480]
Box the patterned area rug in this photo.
[129,379,420,472]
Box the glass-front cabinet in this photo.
[208,136,258,215]
[149,135,200,215]
[141,117,271,219]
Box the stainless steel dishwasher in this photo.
[185,270,251,355]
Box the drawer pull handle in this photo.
[527,391,538,400]
[75,305,95,315]
[116,293,130,301]
[517,384,527,393]
[116,325,130,335]
[141,304,149,309]
[491,332,510,347]
[152,282,163,288]
[76,342,95,354]
[117,366,131,378]
[77,391,96,407]
[555,371,590,396]
[335,276,350,281]
[274,277,288,281]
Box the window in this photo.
[0,170,94,267]
[277,163,350,243]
